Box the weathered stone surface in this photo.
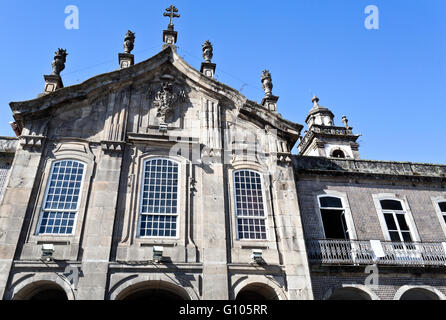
[0,22,444,301]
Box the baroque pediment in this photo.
[10,45,302,145]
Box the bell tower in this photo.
[298,96,361,159]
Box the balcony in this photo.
[306,239,446,267]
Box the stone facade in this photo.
[295,156,446,300]
[0,19,445,301]
[0,38,312,300]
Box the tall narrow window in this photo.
[318,196,349,239]
[37,160,85,235]
[439,201,446,224]
[139,158,178,238]
[380,199,412,242]
[234,170,267,240]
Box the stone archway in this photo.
[236,283,279,300]
[13,280,69,300]
[232,276,287,300]
[115,280,191,301]
[395,286,443,300]
[326,287,373,300]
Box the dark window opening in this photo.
[332,149,345,158]
[319,196,343,208]
[321,209,349,239]
[380,200,403,211]
[439,202,446,212]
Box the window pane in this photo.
[389,231,401,242]
[234,170,267,240]
[140,159,178,237]
[396,214,410,231]
[340,213,350,239]
[401,231,412,242]
[319,196,343,208]
[380,200,403,211]
[384,213,397,230]
[38,160,85,235]
[237,218,266,240]
[139,215,177,237]
[439,202,446,213]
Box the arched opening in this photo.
[400,288,440,300]
[327,287,372,300]
[116,280,190,301]
[13,281,68,300]
[332,149,346,159]
[236,283,279,300]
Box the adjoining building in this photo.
[0,7,445,300]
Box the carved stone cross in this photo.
[164,5,180,26]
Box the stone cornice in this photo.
[240,101,303,146]
[293,155,446,183]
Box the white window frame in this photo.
[35,159,86,236]
[137,157,180,239]
[431,196,446,238]
[373,193,420,243]
[315,191,357,240]
[233,169,269,241]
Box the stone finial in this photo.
[44,49,66,94]
[51,49,68,76]
[162,6,180,48]
[202,40,213,63]
[123,30,135,54]
[342,115,349,128]
[261,70,273,97]
[260,70,279,112]
[164,5,180,30]
[312,95,320,107]
[200,40,216,77]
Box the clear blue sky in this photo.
[0,1,445,163]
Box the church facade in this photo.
[0,7,445,300]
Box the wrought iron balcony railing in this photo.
[306,239,446,267]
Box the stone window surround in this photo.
[35,159,86,235]
[372,193,421,242]
[233,169,268,240]
[26,143,95,247]
[132,153,188,246]
[228,161,277,247]
[137,157,180,239]
[314,190,358,240]
[431,195,446,237]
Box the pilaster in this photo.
[0,143,46,298]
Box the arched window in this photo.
[380,199,412,242]
[438,201,446,224]
[139,158,179,238]
[318,196,349,239]
[332,149,346,158]
[234,170,267,240]
[36,160,85,235]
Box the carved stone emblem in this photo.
[153,75,185,124]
